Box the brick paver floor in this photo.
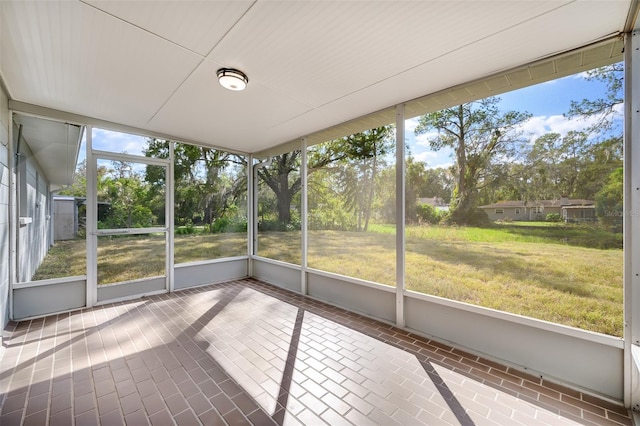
[0,278,632,425]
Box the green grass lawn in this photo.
[32,223,623,337]
[260,224,623,336]
[34,233,247,284]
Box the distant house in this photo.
[479,197,596,222]
[417,197,449,212]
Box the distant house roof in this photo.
[479,199,594,209]
[562,205,596,210]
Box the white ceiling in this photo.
[0,0,635,156]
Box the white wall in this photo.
[0,83,10,342]
[16,133,51,282]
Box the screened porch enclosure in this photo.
[6,71,631,405]
[1,0,640,424]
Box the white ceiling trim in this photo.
[8,101,251,157]
[255,36,624,159]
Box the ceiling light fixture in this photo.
[216,68,249,91]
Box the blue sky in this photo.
[87,128,148,157]
[77,128,151,173]
[406,67,623,169]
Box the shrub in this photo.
[416,204,441,224]
[210,217,230,233]
[546,213,562,222]
[444,208,490,227]
[175,219,197,235]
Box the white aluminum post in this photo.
[247,154,254,276]
[8,111,15,320]
[86,126,97,306]
[626,28,640,411]
[396,104,406,327]
[301,138,308,295]
[168,142,175,292]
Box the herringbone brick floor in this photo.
[0,278,632,425]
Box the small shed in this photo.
[53,196,79,241]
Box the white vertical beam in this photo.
[626,28,640,410]
[86,126,97,306]
[301,138,308,295]
[396,104,406,327]
[8,111,15,320]
[247,154,254,276]
[167,142,175,292]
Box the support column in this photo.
[626,27,640,411]
[301,138,308,295]
[8,111,15,320]
[247,154,254,276]
[167,142,175,292]
[396,104,406,327]
[86,126,97,307]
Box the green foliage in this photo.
[209,217,242,233]
[145,139,247,228]
[175,220,196,235]
[58,159,88,197]
[415,203,442,224]
[259,218,301,232]
[95,160,157,229]
[443,207,490,227]
[546,213,562,222]
[263,126,394,229]
[596,167,623,227]
[567,62,623,133]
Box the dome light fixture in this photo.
[216,68,249,91]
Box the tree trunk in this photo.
[277,189,292,224]
[363,149,377,232]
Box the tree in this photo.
[338,127,393,231]
[58,159,88,197]
[566,63,623,219]
[144,140,246,228]
[400,159,453,224]
[522,131,594,200]
[567,62,623,134]
[415,97,531,225]
[99,160,155,228]
[423,167,455,204]
[259,126,394,227]
[572,136,622,200]
[257,151,302,225]
[595,167,623,227]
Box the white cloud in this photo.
[427,161,454,170]
[413,151,439,162]
[93,128,148,156]
[410,146,454,169]
[405,117,419,132]
[613,102,624,116]
[517,111,619,142]
[414,130,439,147]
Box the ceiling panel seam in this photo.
[203,0,257,58]
[78,0,205,58]
[271,0,578,130]
[79,0,218,129]
[146,1,260,127]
